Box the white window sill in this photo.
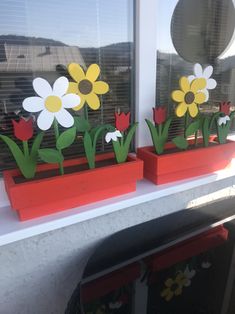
[1,158,235,247]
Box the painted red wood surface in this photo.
[137,140,235,185]
[82,263,140,303]
[4,153,143,221]
[146,225,228,273]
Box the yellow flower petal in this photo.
[175,102,187,117]
[86,64,100,82]
[86,92,100,110]
[165,290,174,302]
[165,278,174,287]
[191,78,206,92]
[195,92,206,104]
[161,288,170,297]
[67,82,78,94]
[93,81,109,94]
[172,90,185,103]
[175,286,183,296]
[180,76,190,92]
[68,63,85,83]
[72,97,85,111]
[188,103,198,117]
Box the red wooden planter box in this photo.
[137,140,235,185]
[3,153,143,221]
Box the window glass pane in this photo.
[156,0,235,138]
[0,0,134,172]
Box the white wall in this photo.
[0,176,235,314]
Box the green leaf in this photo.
[0,134,35,179]
[172,136,188,150]
[56,127,76,150]
[123,122,138,152]
[202,117,210,147]
[162,117,172,139]
[38,149,64,164]
[74,116,91,132]
[83,131,95,169]
[145,119,164,154]
[185,121,200,137]
[30,132,44,159]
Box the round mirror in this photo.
[171,0,235,63]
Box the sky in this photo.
[1,0,235,58]
[0,0,133,47]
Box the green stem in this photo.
[22,141,29,157]
[194,131,198,146]
[158,123,162,136]
[53,120,64,175]
[184,111,189,138]
[84,105,89,121]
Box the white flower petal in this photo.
[53,76,69,97]
[206,78,217,89]
[115,130,122,138]
[218,116,230,126]
[203,65,213,79]
[202,261,211,269]
[33,78,52,98]
[23,96,44,113]
[55,108,74,128]
[201,89,209,102]
[105,132,112,143]
[62,93,81,109]
[194,63,203,77]
[184,266,196,279]
[184,279,191,287]
[188,75,195,83]
[37,109,54,130]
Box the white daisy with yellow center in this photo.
[23,77,81,130]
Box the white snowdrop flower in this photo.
[218,115,230,126]
[183,265,196,287]
[188,63,217,101]
[109,302,122,309]
[105,130,122,143]
[201,261,212,269]
[23,77,81,130]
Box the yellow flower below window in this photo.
[161,271,187,302]
[171,76,206,118]
[67,63,109,111]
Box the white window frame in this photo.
[135,0,158,147]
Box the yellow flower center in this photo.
[78,79,93,95]
[184,92,195,104]
[45,95,62,113]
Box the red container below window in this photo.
[137,140,235,185]
[3,153,143,221]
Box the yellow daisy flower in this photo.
[67,63,109,111]
[171,76,207,118]
[161,272,187,302]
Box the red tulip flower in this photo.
[115,112,130,132]
[220,102,231,116]
[153,106,167,125]
[12,118,34,141]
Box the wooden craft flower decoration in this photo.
[67,63,109,111]
[152,106,167,125]
[171,77,206,118]
[23,77,81,130]
[161,271,187,302]
[115,112,130,131]
[12,118,33,141]
[105,130,122,143]
[220,101,231,116]
[188,64,217,101]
